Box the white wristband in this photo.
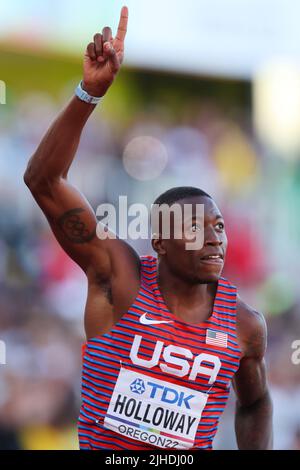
[75,81,102,105]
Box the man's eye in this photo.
[217,222,225,230]
[191,224,201,232]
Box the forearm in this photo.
[235,390,273,450]
[24,4,128,190]
[24,95,96,188]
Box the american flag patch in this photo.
[206,329,228,348]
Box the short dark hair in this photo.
[153,186,212,206]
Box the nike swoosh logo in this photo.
[139,313,173,326]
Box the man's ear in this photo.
[151,237,166,255]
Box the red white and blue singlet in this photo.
[78,256,242,450]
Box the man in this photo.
[24,6,273,450]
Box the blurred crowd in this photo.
[0,83,300,449]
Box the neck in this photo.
[157,259,218,322]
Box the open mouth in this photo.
[200,254,224,264]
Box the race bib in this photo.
[103,368,208,449]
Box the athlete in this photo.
[24,6,273,450]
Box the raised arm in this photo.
[24,7,141,339]
[233,297,273,450]
[24,7,130,273]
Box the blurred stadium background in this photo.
[1,0,300,450]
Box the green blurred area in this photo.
[0,44,250,123]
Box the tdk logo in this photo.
[147,382,194,409]
[129,378,195,409]
[130,378,145,394]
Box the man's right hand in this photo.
[82,6,128,98]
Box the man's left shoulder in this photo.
[236,295,267,358]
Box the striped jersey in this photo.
[78,255,241,450]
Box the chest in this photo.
[108,313,240,393]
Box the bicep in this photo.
[234,299,270,406]
[232,355,269,407]
[31,177,109,272]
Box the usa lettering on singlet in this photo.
[78,256,241,450]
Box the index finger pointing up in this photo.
[116,6,128,43]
